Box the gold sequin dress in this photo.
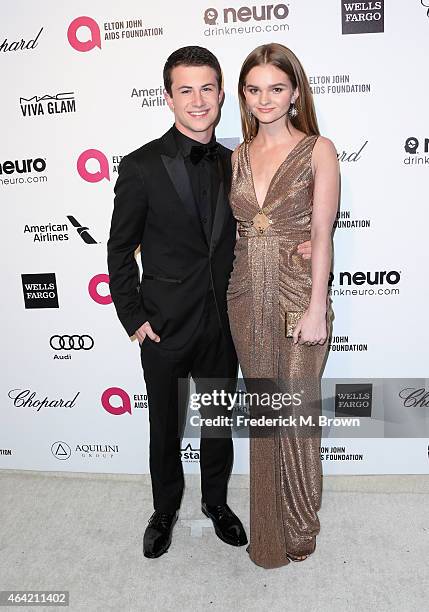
[227,135,332,569]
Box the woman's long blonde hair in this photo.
[238,43,319,142]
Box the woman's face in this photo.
[243,63,297,126]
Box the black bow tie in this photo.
[189,143,219,165]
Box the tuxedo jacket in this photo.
[107,126,237,352]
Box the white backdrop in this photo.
[1,0,428,475]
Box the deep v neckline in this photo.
[246,135,310,211]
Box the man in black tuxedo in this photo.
[108,47,245,558]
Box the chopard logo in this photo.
[50,335,94,350]
[0,27,43,52]
[8,389,80,411]
[399,388,429,408]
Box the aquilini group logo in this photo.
[329,269,401,297]
[0,157,47,187]
[21,273,59,309]
[403,136,429,166]
[341,1,384,35]
[203,3,290,37]
[0,27,43,52]
[101,387,148,415]
[19,92,76,118]
[88,274,112,305]
[51,441,120,460]
[51,441,72,460]
[67,15,163,52]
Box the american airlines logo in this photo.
[20,92,76,117]
[67,215,98,244]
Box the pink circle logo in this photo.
[88,274,112,305]
[102,387,132,415]
[77,149,110,183]
[67,16,101,52]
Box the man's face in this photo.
[164,65,223,139]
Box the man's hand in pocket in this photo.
[135,321,160,345]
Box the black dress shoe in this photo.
[143,510,179,558]
[201,502,248,547]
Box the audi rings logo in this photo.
[50,335,94,350]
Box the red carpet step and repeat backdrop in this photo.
[1,1,428,475]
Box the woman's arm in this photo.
[309,136,339,313]
[292,136,339,344]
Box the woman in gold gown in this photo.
[227,43,339,568]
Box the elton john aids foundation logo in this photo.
[88,274,112,305]
[77,149,110,183]
[67,17,101,52]
[102,387,132,415]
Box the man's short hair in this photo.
[163,46,222,95]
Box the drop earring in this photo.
[288,100,298,118]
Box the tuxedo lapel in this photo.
[209,152,230,256]
[161,150,199,221]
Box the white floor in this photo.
[0,471,428,612]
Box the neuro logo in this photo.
[88,274,112,305]
[404,137,419,154]
[102,387,132,415]
[67,16,101,52]
[51,441,72,460]
[77,149,110,183]
[403,135,429,165]
[204,8,218,24]
[67,215,97,243]
[205,3,289,24]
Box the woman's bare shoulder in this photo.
[313,135,338,168]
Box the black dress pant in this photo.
[140,290,237,513]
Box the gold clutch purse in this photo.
[285,311,304,337]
